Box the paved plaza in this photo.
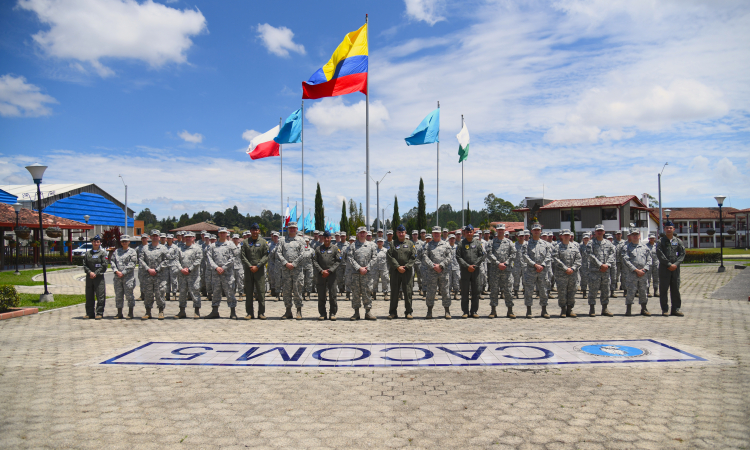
[1,266,749,449]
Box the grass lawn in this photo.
[687,248,750,255]
[18,293,86,312]
[0,267,72,286]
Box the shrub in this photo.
[0,285,21,312]
[684,251,722,264]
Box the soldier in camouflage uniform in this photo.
[336,232,349,300]
[487,224,516,319]
[587,225,617,317]
[371,238,390,300]
[136,234,149,301]
[232,234,245,298]
[202,233,214,302]
[512,231,526,298]
[205,227,238,319]
[384,229,394,250]
[646,234,659,298]
[175,231,203,319]
[348,226,378,320]
[622,229,652,316]
[411,230,423,294]
[447,234,461,299]
[553,229,582,318]
[478,230,489,294]
[456,225,486,318]
[165,234,180,301]
[344,236,356,300]
[579,233,590,298]
[386,225,416,319]
[611,231,625,297]
[657,221,685,316]
[140,229,168,319]
[240,223,269,320]
[269,232,281,299]
[423,226,453,319]
[303,236,315,300]
[522,224,553,319]
[110,235,138,319]
[313,231,341,320]
[277,222,306,319]
[82,234,108,319]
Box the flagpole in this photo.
[280,117,283,236]
[436,100,440,228]
[301,100,305,235]
[461,114,464,228]
[365,13,370,232]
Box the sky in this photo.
[1,0,748,224]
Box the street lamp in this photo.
[370,171,390,232]
[84,214,90,243]
[658,162,668,236]
[12,202,21,275]
[25,163,53,303]
[715,195,726,273]
[119,174,128,236]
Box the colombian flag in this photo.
[302,24,368,99]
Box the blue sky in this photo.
[1,0,748,222]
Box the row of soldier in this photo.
[81,219,685,321]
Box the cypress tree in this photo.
[417,178,426,231]
[391,196,400,233]
[314,183,325,231]
[467,201,472,226]
[340,200,348,235]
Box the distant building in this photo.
[650,207,745,249]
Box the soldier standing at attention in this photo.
[387,225,416,319]
[646,234,660,298]
[232,234,245,299]
[657,221,685,317]
[422,226,453,319]
[269,232,281,299]
[447,234,461,299]
[313,231,341,320]
[487,224,516,319]
[110,235,138,319]
[137,234,149,302]
[522,224,553,319]
[622,229,652,316]
[384,229,394,250]
[411,230,424,295]
[206,227,238,319]
[587,225,616,317]
[456,225,486,318]
[610,231,624,298]
[348,226,378,320]
[175,231,203,319]
[165,234,180,302]
[83,234,108,319]
[579,233,590,298]
[336,232,349,301]
[512,231,526,298]
[241,223,269,320]
[277,222,306,319]
[553,230,581,318]
[371,238,390,301]
[140,229,168,320]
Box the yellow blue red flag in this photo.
[302,24,368,99]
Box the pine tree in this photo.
[314,183,325,231]
[467,201,472,226]
[391,196,400,233]
[348,199,358,235]
[417,178,426,231]
[340,200,348,235]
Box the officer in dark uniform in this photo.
[313,231,342,320]
[240,223,269,320]
[83,235,108,319]
[657,221,685,316]
[456,224,486,317]
[386,225,416,319]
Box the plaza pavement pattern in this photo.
[1,266,748,449]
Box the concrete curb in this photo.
[0,307,39,320]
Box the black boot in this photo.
[541,306,550,319]
[589,305,595,317]
[581,288,586,298]
[229,307,238,319]
[194,307,201,319]
[114,308,123,319]
[526,306,532,319]
[602,306,613,317]
[507,307,515,319]
[158,307,164,320]
[126,306,134,319]
[567,305,576,318]
[625,304,632,316]
[205,306,220,319]
[142,307,152,320]
[174,307,186,319]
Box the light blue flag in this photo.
[274,108,302,144]
[305,213,314,231]
[404,108,440,146]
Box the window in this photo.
[601,208,617,221]
[560,209,581,222]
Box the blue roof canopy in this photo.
[0,189,18,205]
[43,192,134,227]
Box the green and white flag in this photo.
[457,122,469,162]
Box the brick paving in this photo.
[1,266,748,449]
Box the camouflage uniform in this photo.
[488,236,516,308]
[347,240,378,309]
[612,238,625,293]
[371,245,390,296]
[240,235,269,317]
[579,240,590,293]
[165,242,180,299]
[110,246,138,308]
[139,242,168,310]
[622,241,652,305]
[232,242,244,296]
[448,242,461,295]
[303,243,315,297]
[553,241,582,307]
[479,236,489,292]
[512,240,525,293]
[336,238,349,295]
[522,237,552,307]
[422,238,453,308]
[178,242,203,308]
[202,240,213,300]
[136,240,148,299]
[277,234,307,308]
[412,235,424,292]
[207,240,237,308]
[268,239,278,293]
[587,238,616,306]
[646,241,660,296]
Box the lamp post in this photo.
[84,215,90,242]
[119,174,128,235]
[12,202,21,275]
[370,171,390,232]
[25,163,53,303]
[658,162,668,236]
[715,195,726,273]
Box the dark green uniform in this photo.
[386,238,416,316]
[83,248,108,317]
[240,237,269,317]
[456,237,487,315]
[657,235,685,314]
[313,244,342,318]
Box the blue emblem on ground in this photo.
[580,344,645,358]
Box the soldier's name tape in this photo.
[102,339,705,368]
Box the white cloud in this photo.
[306,98,390,135]
[255,23,305,58]
[18,0,207,77]
[404,0,446,25]
[241,129,261,142]
[178,130,203,143]
[0,74,57,117]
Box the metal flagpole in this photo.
[461,114,464,228]
[365,13,370,232]
[301,100,305,234]
[280,117,283,235]
[436,100,440,227]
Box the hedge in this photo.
[0,285,21,312]
[683,251,722,264]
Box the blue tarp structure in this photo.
[0,189,18,205]
[43,192,134,227]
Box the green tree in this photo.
[446,220,458,231]
[484,193,522,222]
[417,178,426,231]
[646,194,659,208]
[391,196,400,233]
[137,208,158,230]
[466,201,472,225]
[339,200,348,234]
[314,183,325,231]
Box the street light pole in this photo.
[119,175,128,235]
[84,215,90,242]
[25,164,53,302]
[13,202,21,275]
[715,195,726,273]
[370,171,391,233]
[658,162,668,236]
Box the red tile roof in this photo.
[648,207,740,220]
[729,208,750,215]
[170,221,221,232]
[490,221,525,231]
[0,203,93,230]
[514,195,644,212]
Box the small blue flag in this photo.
[405,108,440,146]
[274,108,302,144]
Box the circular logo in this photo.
[578,344,648,358]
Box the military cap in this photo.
[561,229,572,236]
[376,237,384,242]
[448,233,456,239]
[396,225,406,232]
[420,229,426,233]
[348,236,355,241]
[185,231,195,237]
[629,229,640,235]
[232,234,240,239]
[217,227,228,234]
[455,229,462,234]
[505,232,510,237]
[442,228,448,232]
[92,234,101,241]
[322,231,331,237]
[271,231,279,236]
[411,230,419,234]
[496,223,506,230]
[288,221,298,228]
[387,230,393,235]
[141,234,149,239]
[531,223,542,230]
[583,232,591,237]
[594,224,605,231]
[304,236,310,241]
[377,229,384,233]
[242,231,250,236]
[615,230,622,235]
[248,222,259,230]
[432,225,441,233]
[524,230,530,236]
[483,229,490,234]
[167,234,174,239]
[120,235,131,241]
[313,230,319,235]
[357,226,367,233]
[425,235,432,240]
[664,220,674,227]
[605,233,613,239]
[648,233,656,238]
[150,229,160,236]
[160,233,166,238]
[200,230,207,235]
[464,224,474,231]
[209,234,217,239]
[366,231,372,236]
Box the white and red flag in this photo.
[246,125,280,160]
